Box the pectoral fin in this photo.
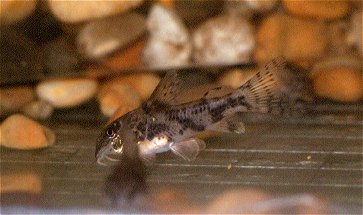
[169,138,206,161]
[207,116,246,134]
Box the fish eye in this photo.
[106,128,115,138]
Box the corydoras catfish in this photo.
[96,57,311,165]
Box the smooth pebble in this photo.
[47,0,144,23]
[0,0,37,24]
[77,13,145,59]
[283,0,350,20]
[36,79,98,108]
[255,13,328,64]
[312,57,362,102]
[0,114,55,149]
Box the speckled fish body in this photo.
[96,57,310,165]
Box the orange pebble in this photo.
[0,114,55,150]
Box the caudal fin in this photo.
[236,57,312,115]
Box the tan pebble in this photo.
[193,14,255,65]
[283,0,350,20]
[99,83,141,117]
[206,189,271,214]
[103,73,160,101]
[0,86,35,115]
[312,56,362,102]
[36,79,98,108]
[105,39,145,70]
[47,0,144,23]
[218,68,258,89]
[0,0,37,24]
[0,172,42,194]
[255,13,327,64]
[313,68,362,102]
[22,100,54,120]
[76,13,145,59]
[0,114,55,149]
[282,16,328,60]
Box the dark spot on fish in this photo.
[227,97,238,108]
[142,103,152,114]
[209,102,227,122]
[179,129,184,135]
[173,116,205,132]
[147,123,170,140]
[168,111,178,121]
[136,120,147,137]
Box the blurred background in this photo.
[0,0,362,213]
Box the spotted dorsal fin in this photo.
[202,86,234,100]
[145,71,187,109]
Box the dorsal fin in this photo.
[146,71,186,107]
[202,86,234,100]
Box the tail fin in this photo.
[235,57,312,115]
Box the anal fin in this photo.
[169,138,206,161]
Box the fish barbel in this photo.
[96,57,311,165]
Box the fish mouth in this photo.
[96,146,122,166]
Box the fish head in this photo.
[96,118,136,166]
